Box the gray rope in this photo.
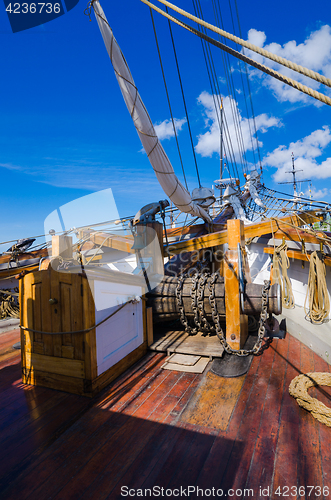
[20,300,133,335]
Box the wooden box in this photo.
[20,267,148,397]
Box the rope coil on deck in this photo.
[289,373,331,427]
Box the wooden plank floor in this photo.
[1,328,331,499]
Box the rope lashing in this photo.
[289,373,331,427]
[304,250,330,324]
[140,0,331,107]
[272,242,294,309]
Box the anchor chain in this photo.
[209,273,271,356]
[176,272,271,355]
[191,272,200,334]
[197,273,215,333]
[176,273,197,334]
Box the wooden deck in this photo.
[1,328,331,499]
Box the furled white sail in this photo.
[93,1,211,223]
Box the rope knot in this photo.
[84,0,96,21]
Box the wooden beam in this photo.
[264,247,331,267]
[80,230,135,254]
[224,219,248,349]
[271,226,330,246]
[165,223,225,238]
[167,212,321,255]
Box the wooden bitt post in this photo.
[52,235,73,259]
[133,222,164,277]
[224,219,248,350]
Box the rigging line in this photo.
[196,4,239,178]
[194,0,242,180]
[211,0,249,175]
[197,1,242,180]
[152,0,331,90]
[191,0,237,180]
[224,0,257,171]
[140,0,331,107]
[265,186,331,208]
[149,8,189,190]
[212,0,250,174]
[165,5,202,188]
[233,0,263,175]
[208,0,243,175]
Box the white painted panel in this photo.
[94,281,144,376]
[247,245,331,318]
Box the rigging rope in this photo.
[272,242,295,309]
[192,0,241,180]
[232,0,263,176]
[141,0,331,107]
[165,5,202,187]
[152,0,331,90]
[20,300,134,335]
[197,0,247,177]
[149,8,189,190]
[304,250,330,324]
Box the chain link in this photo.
[198,273,215,333]
[176,272,271,354]
[209,273,271,356]
[176,273,197,334]
[191,272,200,334]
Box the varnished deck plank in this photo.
[1,330,331,500]
[219,338,278,494]
[271,335,302,499]
[246,336,289,494]
[179,371,245,430]
[297,344,324,498]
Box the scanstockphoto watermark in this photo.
[120,485,331,497]
[120,485,256,497]
[3,0,80,33]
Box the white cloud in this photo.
[0,162,22,171]
[305,186,330,200]
[264,126,331,182]
[245,25,331,105]
[195,91,281,158]
[154,117,186,140]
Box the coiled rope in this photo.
[304,251,330,324]
[289,373,331,427]
[272,242,294,309]
[0,289,20,319]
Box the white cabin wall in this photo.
[93,280,144,376]
[246,239,331,319]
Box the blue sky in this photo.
[1,0,331,252]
